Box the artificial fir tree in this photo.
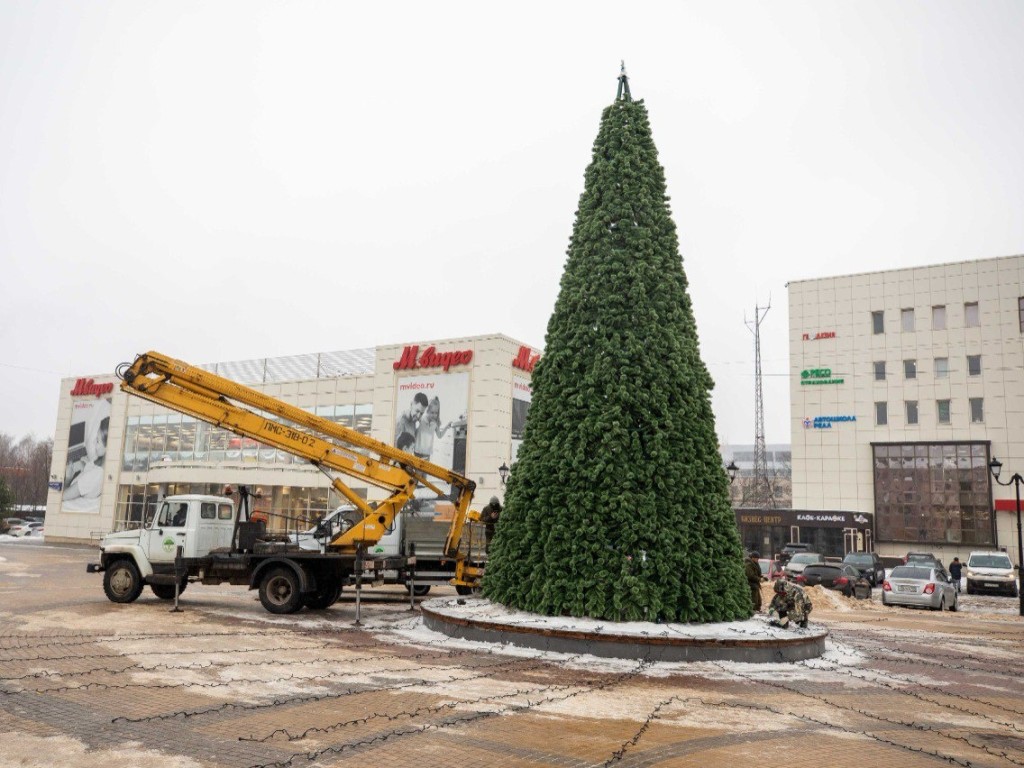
[483,68,751,623]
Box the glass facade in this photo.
[113,403,374,532]
[872,442,994,545]
[112,482,356,533]
[121,405,373,471]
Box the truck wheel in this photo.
[259,567,303,614]
[103,560,143,604]
[150,581,187,600]
[406,584,431,597]
[303,580,342,610]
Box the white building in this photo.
[790,254,1024,566]
[45,334,539,543]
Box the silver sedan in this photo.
[882,565,958,611]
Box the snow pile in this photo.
[422,596,823,641]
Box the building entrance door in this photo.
[843,527,860,555]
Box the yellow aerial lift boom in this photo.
[117,351,482,588]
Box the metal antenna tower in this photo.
[745,301,774,508]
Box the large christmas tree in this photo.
[483,69,751,623]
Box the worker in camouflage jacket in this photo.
[767,579,812,628]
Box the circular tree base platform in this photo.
[421,597,827,664]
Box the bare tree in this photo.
[0,432,53,507]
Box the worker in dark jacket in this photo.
[480,496,502,550]
[744,551,763,611]
[949,557,963,592]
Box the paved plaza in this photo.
[1,540,1022,768]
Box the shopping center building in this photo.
[44,334,539,543]
[789,254,1024,566]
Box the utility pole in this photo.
[745,302,774,508]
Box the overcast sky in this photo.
[2,1,1022,448]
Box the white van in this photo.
[965,551,1018,596]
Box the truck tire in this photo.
[406,584,431,597]
[259,567,304,614]
[150,581,187,600]
[303,580,342,610]
[103,560,143,604]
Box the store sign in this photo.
[739,513,784,525]
[800,368,844,385]
[393,345,473,372]
[802,415,856,429]
[802,331,836,341]
[70,378,114,397]
[512,345,541,372]
[796,513,849,523]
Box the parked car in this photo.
[904,551,941,568]
[843,551,886,586]
[758,558,784,581]
[797,563,866,598]
[965,551,1019,597]
[778,542,811,566]
[1,517,27,535]
[9,522,44,537]
[882,565,958,611]
[784,552,825,579]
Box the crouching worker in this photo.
[768,579,812,629]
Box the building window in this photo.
[964,301,980,327]
[967,354,981,376]
[970,398,984,423]
[903,359,917,379]
[934,357,949,378]
[1019,297,1024,333]
[901,308,915,332]
[937,399,951,424]
[873,361,886,381]
[932,305,946,330]
[872,310,884,334]
[872,442,994,545]
[905,401,918,425]
[875,401,888,426]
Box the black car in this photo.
[843,551,886,586]
[797,563,864,598]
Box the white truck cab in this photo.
[139,495,236,560]
[90,494,236,602]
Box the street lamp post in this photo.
[726,461,739,485]
[988,457,1024,617]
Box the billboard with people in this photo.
[393,372,469,502]
[62,397,112,513]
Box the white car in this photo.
[9,521,44,537]
[965,551,1019,597]
[289,506,359,551]
[784,552,825,579]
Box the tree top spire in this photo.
[616,60,632,102]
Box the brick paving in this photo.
[2,541,1022,768]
